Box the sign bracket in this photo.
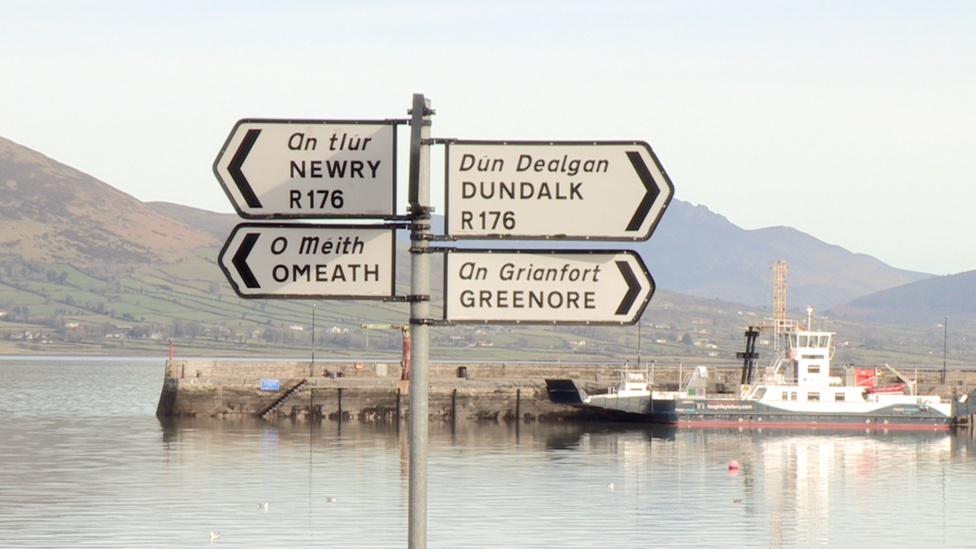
[409,318,453,327]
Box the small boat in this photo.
[547,310,976,430]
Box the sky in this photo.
[1,1,974,275]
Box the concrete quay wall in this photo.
[160,359,652,384]
[156,359,976,422]
[156,359,635,422]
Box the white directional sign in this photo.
[444,250,654,324]
[218,223,395,299]
[445,141,674,240]
[214,119,397,219]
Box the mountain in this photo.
[0,136,218,268]
[147,201,239,242]
[3,132,975,366]
[429,201,930,312]
[0,133,963,326]
[636,201,930,311]
[831,270,976,324]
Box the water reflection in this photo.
[4,359,976,548]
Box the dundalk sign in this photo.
[445,141,674,241]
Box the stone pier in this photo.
[156,359,976,422]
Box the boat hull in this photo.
[647,398,953,430]
[545,379,962,430]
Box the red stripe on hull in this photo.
[667,419,950,430]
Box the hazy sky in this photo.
[2,1,974,275]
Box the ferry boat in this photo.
[547,310,976,430]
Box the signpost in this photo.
[444,250,654,324]
[445,141,673,240]
[214,119,397,219]
[213,97,674,549]
[218,223,395,299]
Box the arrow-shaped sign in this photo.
[443,250,654,324]
[218,223,396,299]
[214,119,398,219]
[625,150,660,232]
[232,232,261,288]
[228,129,263,209]
[614,260,641,315]
[444,141,674,241]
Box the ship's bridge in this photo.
[786,330,834,387]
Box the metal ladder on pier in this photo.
[258,378,308,419]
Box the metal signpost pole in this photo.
[407,93,432,549]
[943,316,948,384]
[311,304,315,375]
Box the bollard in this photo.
[516,388,521,424]
[451,389,457,424]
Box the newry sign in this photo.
[214,119,397,219]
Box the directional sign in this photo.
[445,141,674,240]
[444,250,654,324]
[214,119,397,219]
[218,223,395,299]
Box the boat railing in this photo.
[652,391,739,402]
[606,367,651,395]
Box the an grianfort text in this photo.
[458,261,603,282]
[456,261,600,311]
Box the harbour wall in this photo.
[156,359,976,422]
[156,359,635,422]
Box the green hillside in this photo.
[1,251,973,374]
[1,134,974,369]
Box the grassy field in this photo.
[1,253,974,371]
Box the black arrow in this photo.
[625,150,660,232]
[228,129,263,209]
[614,260,641,316]
[233,233,261,289]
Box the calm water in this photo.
[2,357,976,548]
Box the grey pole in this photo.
[943,316,948,384]
[407,93,432,549]
[311,304,315,374]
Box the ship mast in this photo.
[771,260,788,351]
[739,260,791,385]
[772,260,787,321]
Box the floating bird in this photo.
[606,482,615,491]
[259,502,270,513]
[210,530,221,542]
[326,497,338,504]
[733,498,743,504]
